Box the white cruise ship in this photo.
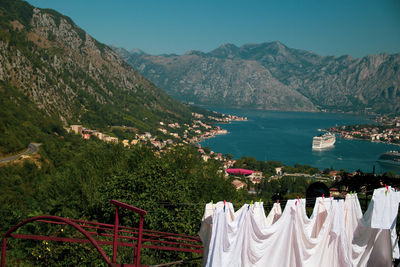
[312,132,336,149]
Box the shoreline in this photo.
[337,135,400,148]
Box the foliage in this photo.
[283,163,319,175]
[0,82,64,154]
[234,156,283,176]
[0,0,33,28]
[333,170,400,195]
[0,132,245,265]
[256,176,312,200]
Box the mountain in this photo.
[0,0,194,151]
[116,42,400,114]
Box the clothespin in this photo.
[211,200,213,210]
[329,193,332,200]
[248,200,253,211]
[322,194,324,199]
[277,199,279,204]
[386,185,389,196]
[296,196,300,206]
[224,200,226,212]
[259,199,262,206]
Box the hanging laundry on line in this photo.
[199,187,400,267]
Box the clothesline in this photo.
[200,187,400,267]
[128,188,384,214]
[134,194,375,213]
[139,193,372,207]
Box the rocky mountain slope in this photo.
[118,42,400,114]
[0,0,193,133]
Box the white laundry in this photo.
[345,193,392,266]
[366,187,400,259]
[370,187,400,230]
[200,187,399,267]
[252,201,282,228]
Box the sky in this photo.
[26,0,400,58]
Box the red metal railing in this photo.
[1,200,203,267]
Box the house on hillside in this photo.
[249,171,263,184]
[81,129,93,140]
[232,179,247,190]
[92,131,104,140]
[275,167,283,176]
[329,187,340,197]
[122,139,130,147]
[131,139,139,145]
[71,125,83,134]
[103,135,118,143]
[201,155,210,162]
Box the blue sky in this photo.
[26,0,400,58]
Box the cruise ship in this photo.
[377,151,400,167]
[312,132,336,149]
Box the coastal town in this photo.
[65,111,247,155]
[328,115,400,145]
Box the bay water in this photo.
[200,108,400,174]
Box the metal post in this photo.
[135,215,144,267]
[1,238,7,267]
[112,207,119,263]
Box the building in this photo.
[201,155,210,162]
[249,171,263,184]
[275,167,283,176]
[71,125,83,134]
[130,139,139,145]
[81,129,93,140]
[329,187,340,197]
[231,179,247,190]
[122,139,130,147]
[92,131,104,140]
[103,135,118,143]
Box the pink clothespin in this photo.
[322,194,325,199]
[277,199,279,204]
[329,193,332,200]
[386,185,389,196]
[296,196,300,206]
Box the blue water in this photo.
[200,108,400,174]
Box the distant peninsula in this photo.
[328,116,400,146]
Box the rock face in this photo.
[0,0,191,130]
[118,42,400,114]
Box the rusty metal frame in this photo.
[1,200,203,267]
[1,215,112,266]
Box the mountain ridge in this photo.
[116,42,400,114]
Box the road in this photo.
[0,143,41,163]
